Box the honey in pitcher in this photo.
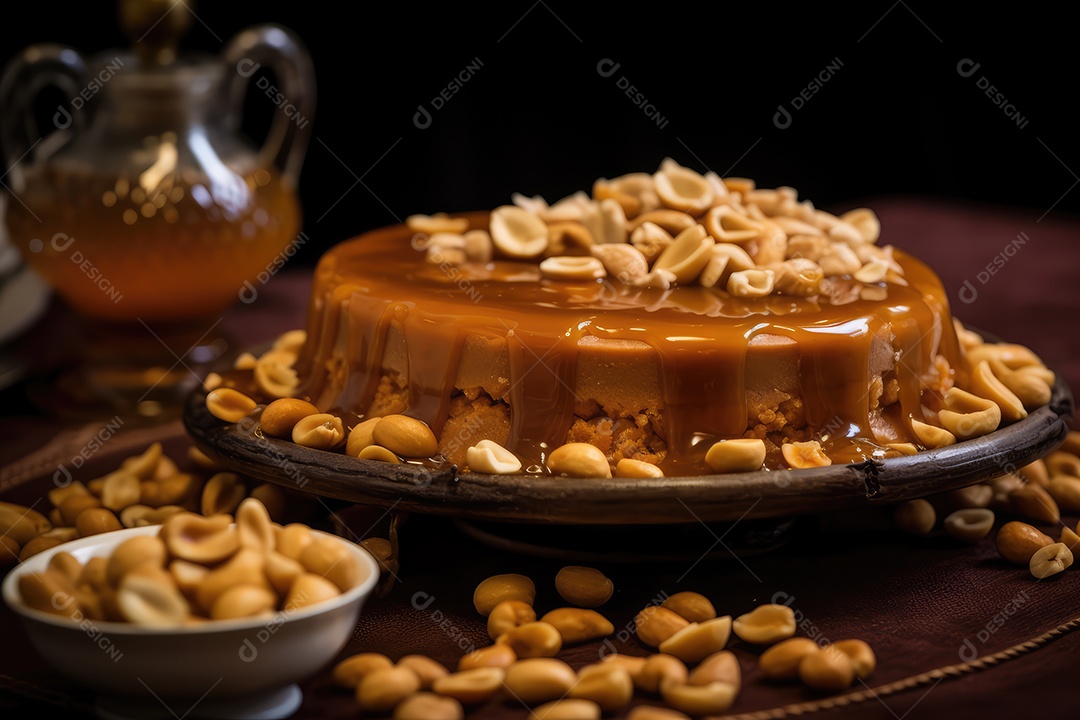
[6,158,302,323]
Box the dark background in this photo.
[1,2,1077,269]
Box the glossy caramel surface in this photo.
[297,213,962,473]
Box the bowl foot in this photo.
[95,683,302,720]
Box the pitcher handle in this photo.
[0,44,88,172]
[223,24,316,188]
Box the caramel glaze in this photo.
[295,213,963,475]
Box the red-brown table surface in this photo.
[2,196,1079,719]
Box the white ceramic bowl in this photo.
[2,524,380,719]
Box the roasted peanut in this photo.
[458,643,517,671]
[996,521,1054,564]
[653,224,713,284]
[540,607,614,644]
[473,573,536,616]
[636,653,688,694]
[276,522,314,561]
[357,445,401,463]
[547,443,611,478]
[0,503,53,545]
[206,388,257,423]
[635,605,691,648]
[432,667,506,704]
[1046,476,1080,512]
[298,535,364,592]
[356,666,422,713]
[1009,483,1060,524]
[236,497,275,553]
[201,472,246,517]
[487,600,537,640]
[759,637,821,680]
[106,535,167,586]
[195,548,270,612]
[799,645,855,690]
[284,571,341,611]
[372,414,439,457]
[662,591,716,623]
[688,651,740,687]
[910,419,956,448]
[539,255,606,281]
[292,413,346,450]
[654,160,713,215]
[59,493,103,526]
[831,639,876,679]
[893,498,936,535]
[1030,542,1073,579]
[100,471,141,511]
[732,604,796,645]
[466,439,522,475]
[259,398,320,438]
[116,572,191,627]
[568,663,634,713]
[658,616,733,664]
[398,654,450,690]
[500,621,563,658]
[943,508,995,543]
[345,417,382,456]
[661,680,738,716]
[210,583,277,620]
[781,440,831,469]
[627,706,691,720]
[704,439,766,473]
[489,205,549,259]
[529,698,601,720]
[614,458,664,478]
[162,512,239,565]
[502,657,577,705]
[17,569,80,618]
[75,507,122,537]
[393,692,464,720]
[333,652,394,689]
[937,388,1001,440]
[554,565,613,607]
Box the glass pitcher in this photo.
[0,0,315,419]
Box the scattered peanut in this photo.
[540,607,615,644]
[1029,542,1073,579]
[502,657,578,705]
[996,521,1054,564]
[732,604,796,645]
[635,605,691,648]
[487,600,537,640]
[799,645,855,690]
[474,573,536,616]
[658,616,733,664]
[554,565,613,607]
[943,508,995,543]
[661,591,716,623]
[893,498,936,536]
[759,637,821,680]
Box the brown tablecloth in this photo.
[2,196,1078,719]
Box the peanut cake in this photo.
[210,159,1056,477]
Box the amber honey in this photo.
[6,163,301,323]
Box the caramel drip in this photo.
[300,211,963,470]
[339,292,393,415]
[505,322,584,469]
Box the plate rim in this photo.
[182,369,1073,524]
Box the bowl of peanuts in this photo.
[1,498,380,720]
